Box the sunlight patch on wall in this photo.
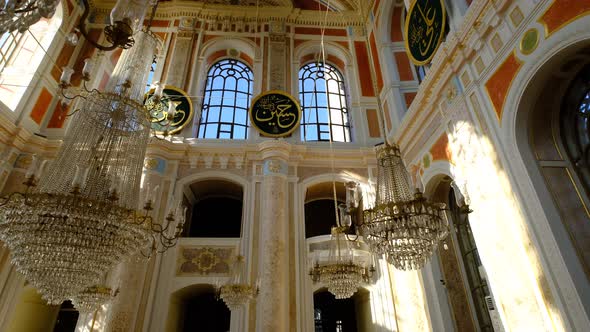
[447,120,565,331]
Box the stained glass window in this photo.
[299,62,351,142]
[198,59,253,139]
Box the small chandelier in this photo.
[219,255,257,310]
[0,29,186,305]
[309,226,374,299]
[71,285,118,313]
[360,143,449,270]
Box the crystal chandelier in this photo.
[72,285,118,313]
[310,225,374,299]
[360,143,449,270]
[0,29,186,305]
[0,0,59,34]
[219,255,257,310]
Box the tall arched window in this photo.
[0,5,62,111]
[299,62,351,142]
[198,59,253,139]
[561,64,590,195]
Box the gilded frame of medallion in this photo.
[249,89,302,138]
[404,0,447,66]
[144,85,194,135]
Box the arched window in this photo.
[198,59,253,139]
[560,64,590,194]
[0,5,62,111]
[299,62,351,142]
[448,188,494,332]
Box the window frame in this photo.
[197,58,253,140]
[298,61,352,143]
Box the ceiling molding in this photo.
[91,1,366,26]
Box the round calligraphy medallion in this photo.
[249,90,302,138]
[404,0,446,66]
[144,85,193,135]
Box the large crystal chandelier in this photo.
[219,255,257,310]
[360,143,449,270]
[0,28,186,304]
[310,225,374,299]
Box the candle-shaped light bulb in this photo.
[117,178,124,198]
[151,185,160,203]
[144,182,151,201]
[154,81,165,99]
[79,167,90,188]
[109,176,120,194]
[338,203,352,228]
[72,165,82,188]
[25,154,38,179]
[35,160,48,179]
[82,58,94,79]
[66,32,78,46]
[345,181,358,209]
[167,99,176,120]
[415,173,424,193]
[60,67,74,86]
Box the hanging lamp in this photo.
[360,144,449,270]
[309,222,374,299]
[356,6,449,270]
[0,2,186,305]
[219,255,258,310]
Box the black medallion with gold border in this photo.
[249,90,301,138]
[404,0,446,66]
[144,86,193,135]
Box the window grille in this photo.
[198,59,253,139]
[299,62,351,142]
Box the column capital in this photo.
[258,140,292,161]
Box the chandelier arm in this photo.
[77,0,120,52]
[344,233,359,242]
[63,108,81,118]
[82,80,96,94]
[13,4,38,14]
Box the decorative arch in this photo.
[293,40,352,70]
[424,173,495,332]
[199,37,258,69]
[167,283,230,332]
[499,14,590,329]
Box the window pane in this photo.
[234,125,246,139]
[298,62,351,142]
[198,59,253,139]
[235,109,247,125]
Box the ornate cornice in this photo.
[91,1,365,27]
